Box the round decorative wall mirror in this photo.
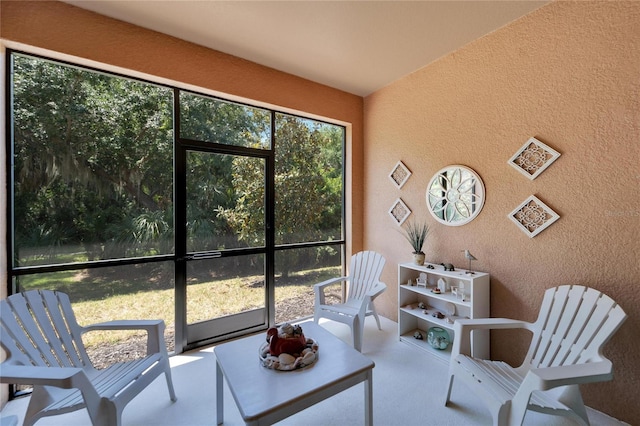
[426,165,485,226]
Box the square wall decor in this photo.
[508,195,560,238]
[508,137,561,180]
[389,198,411,226]
[389,161,412,189]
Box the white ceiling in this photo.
[65,1,547,97]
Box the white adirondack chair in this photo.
[445,285,627,426]
[0,290,177,426]
[313,251,387,352]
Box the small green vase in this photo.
[427,327,450,350]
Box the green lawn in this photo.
[19,264,341,349]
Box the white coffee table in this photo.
[215,321,374,425]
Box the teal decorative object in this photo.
[427,327,450,350]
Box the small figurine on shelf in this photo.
[462,249,477,275]
[416,273,427,287]
[441,263,455,271]
[413,331,423,340]
[458,282,469,302]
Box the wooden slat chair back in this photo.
[314,251,387,352]
[346,251,387,303]
[526,285,625,370]
[445,285,627,426]
[1,290,177,426]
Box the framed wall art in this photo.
[389,198,411,226]
[389,161,412,189]
[508,137,561,180]
[508,195,560,238]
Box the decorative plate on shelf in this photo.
[443,302,456,316]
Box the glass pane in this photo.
[274,114,344,245]
[11,54,174,267]
[274,246,342,324]
[186,255,265,324]
[180,92,271,148]
[14,262,175,368]
[187,151,265,251]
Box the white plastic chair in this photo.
[445,285,627,425]
[0,290,177,426]
[313,251,387,352]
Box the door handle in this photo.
[184,251,222,260]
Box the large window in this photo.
[273,114,344,323]
[274,114,343,245]
[6,51,345,362]
[11,54,174,266]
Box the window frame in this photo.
[4,47,347,353]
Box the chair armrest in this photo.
[451,318,534,358]
[528,359,614,389]
[357,282,386,317]
[454,318,533,331]
[83,319,165,332]
[0,364,88,389]
[313,277,348,305]
[313,277,347,291]
[366,282,387,299]
[83,320,166,355]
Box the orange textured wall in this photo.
[0,0,365,254]
[364,1,639,423]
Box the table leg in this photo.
[216,359,224,425]
[365,369,373,426]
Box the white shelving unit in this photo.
[398,262,490,363]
